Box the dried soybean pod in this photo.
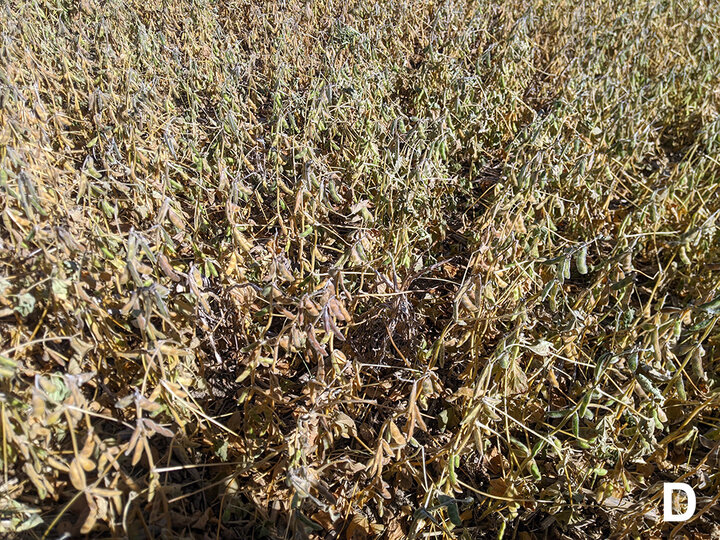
[158,253,181,282]
[691,346,706,381]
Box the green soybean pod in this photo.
[529,459,542,481]
[675,427,696,446]
[331,179,344,203]
[578,391,592,418]
[675,376,687,400]
[575,245,588,274]
[449,454,457,485]
[540,279,555,302]
[636,373,663,400]
[673,319,682,339]
[497,519,506,540]
[447,500,462,526]
[549,282,558,311]
[627,351,638,372]
[680,245,691,265]
[531,440,544,458]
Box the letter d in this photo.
[663,482,696,522]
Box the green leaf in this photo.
[214,439,229,461]
[16,513,44,532]
[0,277,11,296]
[52,278,69,300]
[14,292,36,317]
[529,340,554,357]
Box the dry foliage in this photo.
[1,0,720,538]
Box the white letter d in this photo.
[663,482,696,522]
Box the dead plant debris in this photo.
[1,0,719,538]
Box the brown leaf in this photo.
[333,411,357,438]
[346,513,370,540]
